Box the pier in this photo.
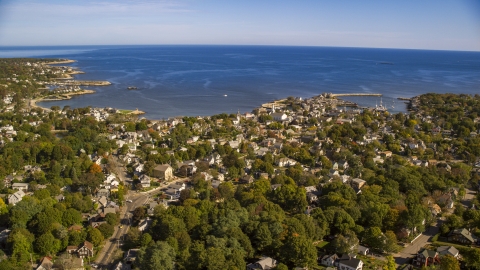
[331,93,382,97]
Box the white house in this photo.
[11,183,29,192]
[336,255,363,270]
[271,113,288,121]
[8,190,25,205]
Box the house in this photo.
[8,190,25,205]
[336,254,363,270]
[177,161,197,176]
[212,180,222,189]
[357,245,369,256]
[11,182,29,192]
[105,173,116,183]
[437,193,454,209]
[36,256,53,270]
[239,175,254,184]
[350,178,366,193]
[97,189,110,198]
[448,228,476,244]
[67,241,94,258]
[271,113,288,122]
[138,217,153,232]
[97,196,108,208]
[437,246,460,259]
[305,186,319,203]
[139,174,151,188]
[429,204,442,216]
[412,249,440,268]
[153,164,174,181]
[125,249,140,265]
[276,158,297,167]
[320,254,338,267]
[247,256,278,270]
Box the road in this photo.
[94,155,178,269]
[393,221,441,266]
[94,155,141,269]
[95,190,151,269]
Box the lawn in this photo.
[356,254,387,269]
[431,240,472,251]
[118,109,133,114]
[315,241,330,248]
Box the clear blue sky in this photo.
[0,0,479,51]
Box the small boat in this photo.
[224,94,228,97]
[127,86,138,90]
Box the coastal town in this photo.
[0,58,480,270]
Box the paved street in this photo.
[393,221,441,266]
[94,191,150,268]
[93,155,184,269]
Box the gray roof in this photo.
[420,249,438,259]
[451,228,475,243]
[338,256,362,268]
[437,246,459,257]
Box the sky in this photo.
[0,0,479,51]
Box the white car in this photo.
[126,199,132,203]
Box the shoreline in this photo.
[30,90,96,109]
[34,58,407,120]
[44,59,77,65]
[36,59,143,115]
[32,90,146,116]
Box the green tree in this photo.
[280,233,317,267]
[275,263,289,270]
[98,223,115,238]
[330,230,359,254]
[439,254,460,270]
[10,232,32,263]
[140,233,153,247]
[35,232,59,256]
[105,213,119,226]
[383,255,396,270]
[62,208,82,227]
[383,231,401,253]
[204,247,226,270]
[87,227,104,246]
[464,248,480,269]
[138,241,176,270]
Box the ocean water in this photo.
[1,45,479,119]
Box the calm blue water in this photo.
[1,45,479,119]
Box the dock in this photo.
[331,93,382,97]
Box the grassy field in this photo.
[118,109,133,114]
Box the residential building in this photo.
[448,228,476,244]
[413,249,440,268]
[8,190,25,205]
[247,256,278,270]
[153,164,174,181]
[11,182,29,192]
[336,254,363,270]
[437,246,460,259]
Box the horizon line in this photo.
[0,44,479,53]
